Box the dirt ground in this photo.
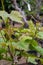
[0,57,27,65]
[0,60,28,65]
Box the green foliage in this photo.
[0,11,9,22]
[0,11,43,65]
[0,1,43,64]
[36,32,43,39]
[27,56,37,64]
[0,11,23,24]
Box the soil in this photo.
[0,60,28,65]
[0,60,11,65]
[0,57,27,65]
[0,57,42,65]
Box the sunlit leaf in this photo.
[28,20,36,36]
[27,57,37,64]
[9,11,23,24]
[30,40,43,55]
[0,11,9,22]
[36,32,43,39]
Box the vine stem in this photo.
[1,0,5,10]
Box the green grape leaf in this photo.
[12,42,29,51]
[0,47,7,54]
[0,11,9,22]
[30,40,43,56]
[36,32,43,39]
[27,57,37,64]
[19,35,32,42]
[9,11,23,24]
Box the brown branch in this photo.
[8,45,13,59]
[8,45,18,65]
